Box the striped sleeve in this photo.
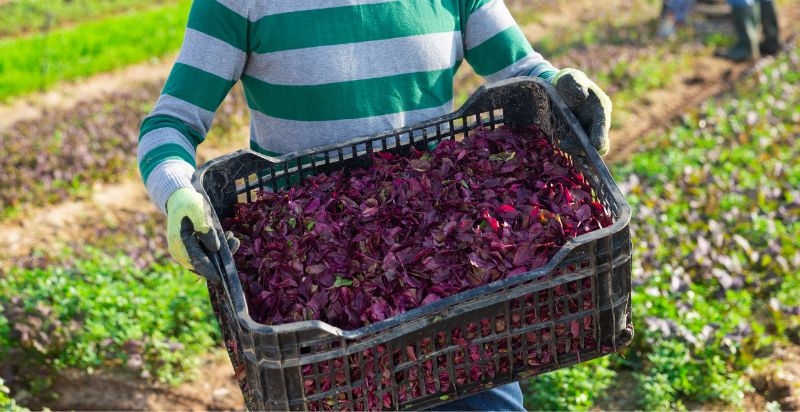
[138,0,249,214]
[462,0,557,82]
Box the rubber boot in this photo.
[759,0,780,55]
[716,5,760,62]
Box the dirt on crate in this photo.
[31,352,246,411]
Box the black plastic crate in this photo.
[192,77,633,411]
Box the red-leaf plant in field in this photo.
[223,126,612,410]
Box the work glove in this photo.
[166,187,240,281]
[551,68,612,156]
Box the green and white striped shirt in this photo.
[138,0,557,213]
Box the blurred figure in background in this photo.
[717,0,780,61]
[658,0,697,38]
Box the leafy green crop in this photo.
[0,0,191,100]
[0,377,28,412]
[520,39,799,411]
[0,0,181,38]
[616,40,800,409]
[524,357,616,411]
[0,249,219,393]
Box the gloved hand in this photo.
[551,68,612,156]
[167,187,240,280]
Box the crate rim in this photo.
[193,76,632,341]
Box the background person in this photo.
[717,0,780,61]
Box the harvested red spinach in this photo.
[224,126,611,330]
[224,126,612,410]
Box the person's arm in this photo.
[461,0,557,82]
[138,0,250,214]
[137,0,249,273]
[461,0,612,155]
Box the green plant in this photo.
[523,357,616,411]
[614,38,800,408]
[0,0,191,100]
[0,0,181,38]
[0,249,219,393]
[635,340,749,410]
[0,378,28,412]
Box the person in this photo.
[717,0,780,61]
[136,1,611,409]
[658,0,697,38]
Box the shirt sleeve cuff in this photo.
[143,159,196,215]
[528,62,559,80]
[536,69,558,81]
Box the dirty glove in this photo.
[551,68,612,156]
[166,188,240,280]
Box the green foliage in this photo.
[0,249,219,391]
[597,49,689,116]
[636,340,749,410]
[0,377,29,412]
[0,0,191,100]
[615,40,800,408]
[523,357,616,411]
[0,0,180,38]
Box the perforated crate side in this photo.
[193,77,633,411]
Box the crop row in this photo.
[0,250,220,395]
[0,0,191,101]
[0,0,182,38]
[610,40,800,410]
[0,82,248,219]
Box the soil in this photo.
[0,57,175,131]
[591,370,639,411]
[749,345,800,411]
[29,351,245,412]
[606,2,800,164]
[2,0,800,410]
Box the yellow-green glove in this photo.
[551,68,612,156]
[166,187,239,280]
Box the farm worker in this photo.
[717,0,780,61]
[137,1,611,409]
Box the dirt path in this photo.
[0,56,174,132]
[510,0,658,44]
[0,140,244,268]
[31,351,245,411]
[606,1,800,164]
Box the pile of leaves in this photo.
[225,126,612,330]
[224,125,613,409]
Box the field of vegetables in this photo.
[0,0,799,410]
